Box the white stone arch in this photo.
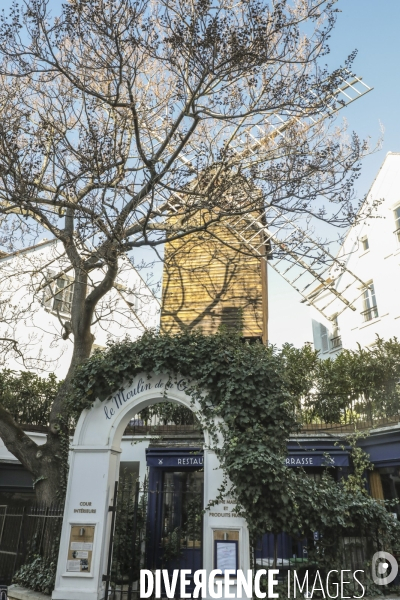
[52,373,250,600]
[74,373,211,450]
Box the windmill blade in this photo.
[218,69,373,164]
[127,71,372,234]
[136,70,372,177]
[225,206,369,321]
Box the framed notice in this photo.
[214,539,238,574]
[66,525,95,574]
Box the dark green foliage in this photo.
[306,337,400,424]
[185,495,203,541]
[279,337,400,426]
[13,555,57,595]
[0,370,61,426]
[69,330,400,557]
[280,342,319,404]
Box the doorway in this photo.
[147,468,204,590]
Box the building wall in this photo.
[311,152,400,356]
[0,239,160,378]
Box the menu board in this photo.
[66,525,95,573]
[214,540,238,574]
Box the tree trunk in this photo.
[0,255,118,504]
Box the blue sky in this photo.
[268,0,400,348]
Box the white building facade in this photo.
[0,239,160,378]
[311,152,400,356]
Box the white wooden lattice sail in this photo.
[226,205,369,321]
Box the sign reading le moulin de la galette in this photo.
[103,377,188,420]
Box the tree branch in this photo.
[0,404,40,475]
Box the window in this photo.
[320,323,329,352]
[360,236,369,251]
[361,283,378,322]
[220,306,243,331]
[43,271,74,315]
[394,206,400,242]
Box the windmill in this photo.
[148,70,374,340]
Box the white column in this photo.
[203,449,251,599]
[52,446,121,600]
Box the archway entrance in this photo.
[106,404,205,598]
[52,373,250,600]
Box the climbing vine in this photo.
[69,330,400,558]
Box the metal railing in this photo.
[123,402,400,436]
[330,335,342,349]
[123,412,203,437]
[297,396,400,432]
[254,530,398,596]
[361,306,378,322]
[0,503,63,586]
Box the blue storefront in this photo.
[286,437,350,471]
[145,437,351,570]
[359,425,400,509]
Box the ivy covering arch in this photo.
[69,330,400,568]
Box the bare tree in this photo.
[0,0,367,501]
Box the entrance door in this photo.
[147,469,204,595]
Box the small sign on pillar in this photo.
[66,525,95,574]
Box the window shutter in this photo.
[43,269,56,309]
[320,323,328,353]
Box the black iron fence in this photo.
[0,503,63,586]
[1,496,399,597]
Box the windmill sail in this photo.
[227,70,372,160]
[225,206,368,321]
[224,70,372,321]
[145,70,373,322]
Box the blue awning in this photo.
[146,448,204,468]
[286,452,349,467]
[145,446,348,469]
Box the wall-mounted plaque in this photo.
[67,525,95,573]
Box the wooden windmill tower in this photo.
[160,71,373,342]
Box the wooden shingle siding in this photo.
[161,220,267,340]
